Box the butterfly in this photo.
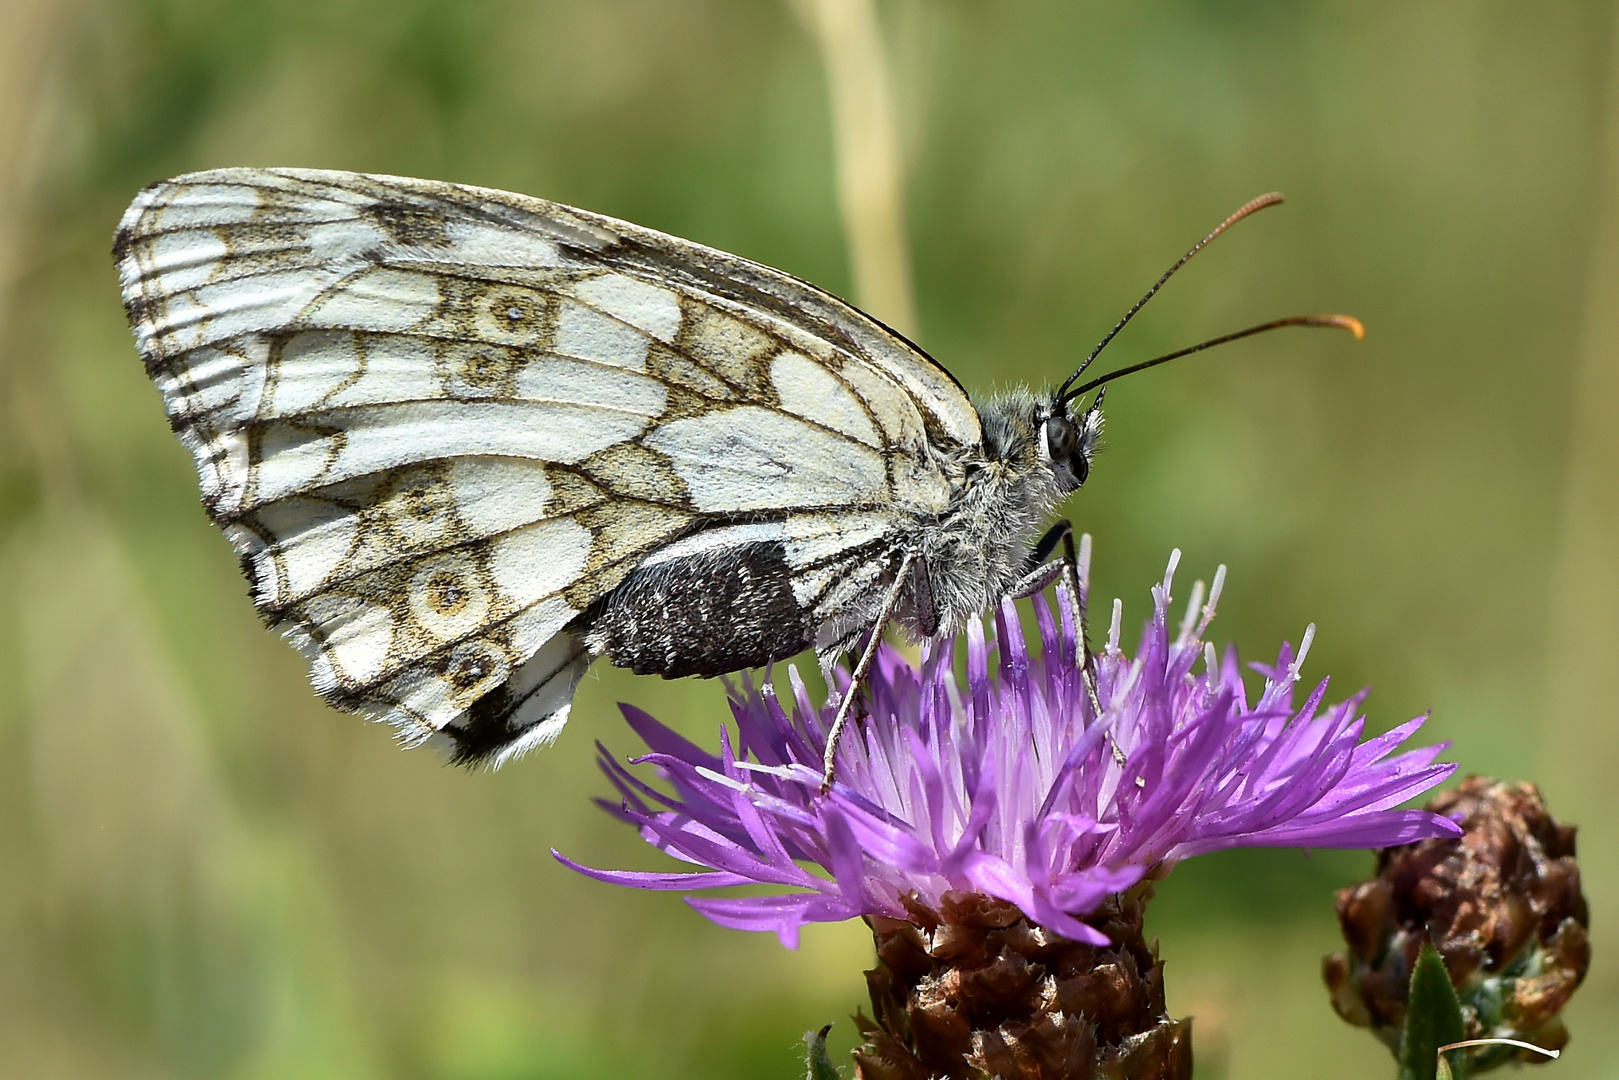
[115,169,1357,779]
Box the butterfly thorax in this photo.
[908,388,1089,639]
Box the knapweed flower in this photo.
[559,550,1461,1080]
[558,551,1461,948]
[1325,777,1588,1070]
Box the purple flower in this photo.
[556,550,1461,948]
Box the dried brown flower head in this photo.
[1324,777,1588,1071]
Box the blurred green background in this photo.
[3,1,1618,1077]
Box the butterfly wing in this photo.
[115,167,981,763]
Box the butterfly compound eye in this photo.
[1045,416,1078,463]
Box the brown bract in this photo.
[854,886,1191,1080]
[1324,777,1589,1067]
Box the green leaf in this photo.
[805,1024,842,1080]
[1400,945,1468,1080]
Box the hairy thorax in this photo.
[911,389,1068,639]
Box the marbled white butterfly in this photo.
[114,169,1357,782]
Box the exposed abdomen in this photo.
[588,540,814,678]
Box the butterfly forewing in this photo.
[116,168,980,762]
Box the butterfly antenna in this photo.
[1055,192,1286,401]
[1064,313,1364,400]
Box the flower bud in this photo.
[1324,777,1588,1071]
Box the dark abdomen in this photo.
[588,540,813,678]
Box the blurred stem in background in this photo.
[790,0,918,339]
[0,0,59,271]
[0,0,73,506]
[1542,0,1619,1011]
[792,0,926,686]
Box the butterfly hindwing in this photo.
[116,167,978,763]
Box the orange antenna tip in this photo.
[1237,191,1285,216]
[1063,310,1371,399]
[1312,313,1365,340]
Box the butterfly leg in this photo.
[820,549,918,794]
[1008,521,1105,722]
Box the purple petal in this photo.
[551,849,756,891]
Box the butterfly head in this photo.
[1038,388,1105,493]
[977,387,1104,497]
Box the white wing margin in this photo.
[115,168,979,762]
